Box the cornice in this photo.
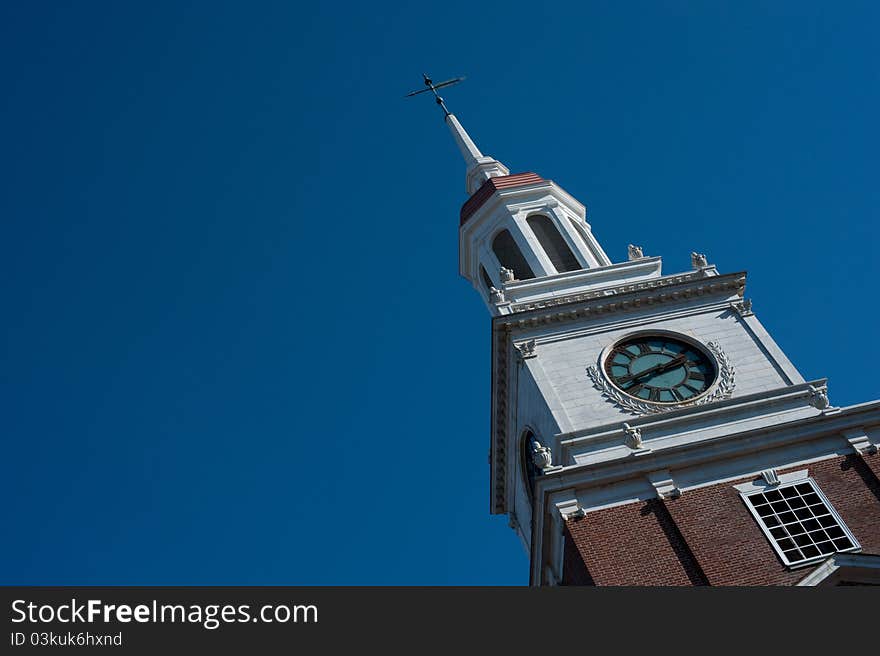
[497,270,746,320]
[538,394,880,496]
[500,257,663,307]
[524,300,735,345]
[558,380,828,450]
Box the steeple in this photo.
[415,74,880,589]
[407,74,614,313]
[445,113,482,164]
[445,108,613,313]
[444,113,510,195]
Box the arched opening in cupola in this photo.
[527,214,581,273]
[492,230,535,281]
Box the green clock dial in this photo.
[604,335,716,404]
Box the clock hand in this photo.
[645,354,688,378]
[617,354,687,385]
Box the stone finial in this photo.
[489,286,505,304]
[809,385,830,410]
[691,252,708,269]
[622,422,644,449]
[500,266,515,284]
[531,440,553,470]
[627,244,644,261]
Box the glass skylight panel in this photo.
[742,479,860,567]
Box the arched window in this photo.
[521,430,541,501]
[480,266,495,293]
[527,214,581,273]
[492,230,535,281]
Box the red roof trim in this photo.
[459,172,546,226]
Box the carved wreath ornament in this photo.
[586,340,735,416]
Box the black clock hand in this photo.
[643,354,689,380]
[617,354,687,385]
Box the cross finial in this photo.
[404,73,466,117]
[405,73,509,194]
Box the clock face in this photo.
[603,335,716,404]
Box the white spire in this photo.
[444,113,509,195]
[446,113,483,166]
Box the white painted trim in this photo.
[565,213,612,267]
[796,553,880,586]
[512,301,736,346]
[510,212,554,277]
[559,380,825,449]
[738,312,804,385]
[535,404,880,505]
[733,469,809,493]
[537,489,581,587]
[502,257,663,300]
[536,449,841,516]
[550,208,589,271]
[842,428,879,455]
[507,271,744,314]
[646,469,680,499]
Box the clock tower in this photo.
[440,103,880,586]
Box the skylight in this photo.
[742,479,860,567]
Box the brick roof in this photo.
[459,172,545,226]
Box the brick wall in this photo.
[562,498,707,585]
[562,452,880,585]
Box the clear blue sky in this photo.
[1,2,878,584]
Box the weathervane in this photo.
[404,73,466,117]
